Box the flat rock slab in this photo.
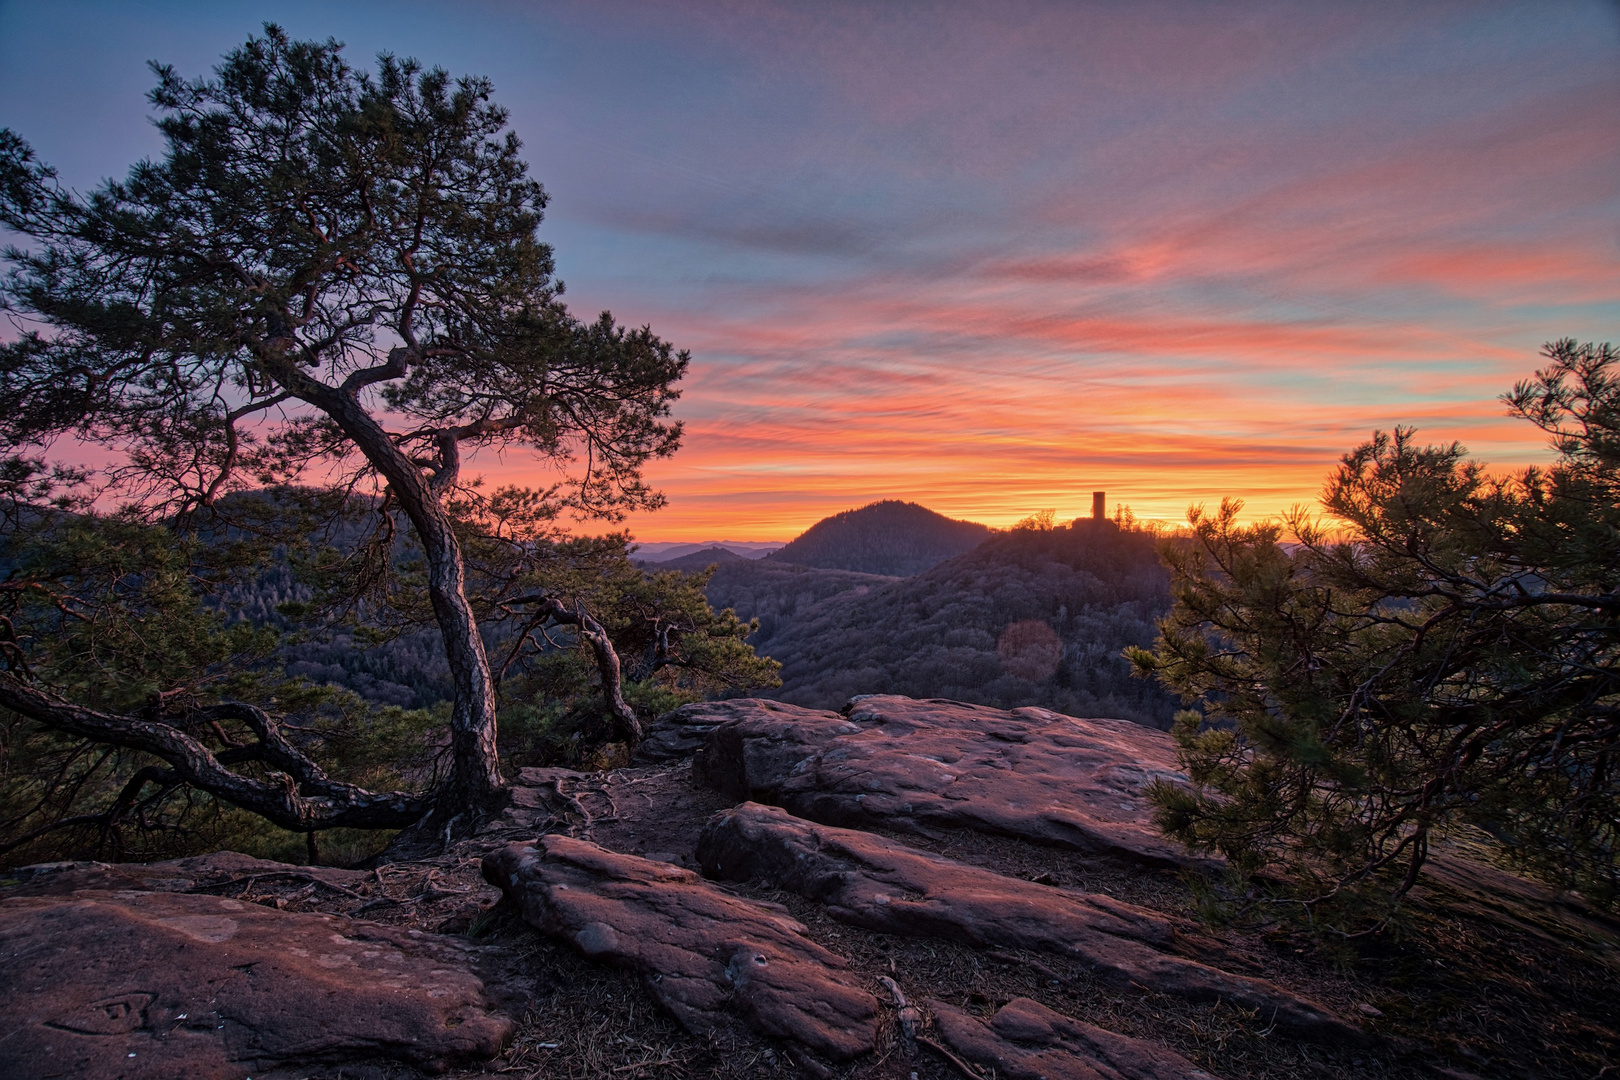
[931,997,1221,1080]
[2,850,371,899]
[482,836,879,1061]
[0,890,513,1080]
[661,694,1198,865]
[698,803,1358,1043]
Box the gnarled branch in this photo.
[504,594,642,746]
[0,673,432,831]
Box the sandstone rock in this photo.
[494,765,592,832]
[638,699,833,762]
[691,702,863,802]
[0,889,513,1079]
[2,850,369,898]
[698,802,1177,945]
[482,835,879,1061]
[698,803,1359,1043]
[931,997,1221,1080]
[666,694,1199,865]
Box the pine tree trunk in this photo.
[412,500,505,810]
[297,380,506,816]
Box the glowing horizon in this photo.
[1,2,1615,543]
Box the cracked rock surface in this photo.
[931,996,1220,1080]
[697,801,1358,1042]
[666,694,1200,865]
[0,889,513,1080]
[482,834,880,1061]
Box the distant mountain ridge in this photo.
[635,541,783,563]
[766,500,992,576]
[703,519,1176,728]
[651,546,751,572]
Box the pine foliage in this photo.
[1132,341,1620,923]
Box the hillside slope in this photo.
[634,540,782,562]
[700,559,899,643]
[766,500,992,576]
[648,546,750,572]
[709,521,1178,727]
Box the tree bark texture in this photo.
[286,373,506,812]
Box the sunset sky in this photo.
[2,1,1617,540]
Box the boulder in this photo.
[0,889,513,1080]
[666,694,1198,865]
[638,698,845,763]
[482,836,879,1061]
[698,803,1359,1043]
[930,997,1221,1080]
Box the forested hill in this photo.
[201,501,1172,725]
[650,546,750,572]
[765,500,993,576]
[694,560,900,644]
[706,521,1178,728]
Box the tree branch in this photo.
[0,674,432,831]
[339,345,412,394]
[505,593,642,745]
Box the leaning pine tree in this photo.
[1130,340,1620,928]
[0,28,687,835]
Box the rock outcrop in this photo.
[639,697,849,765]
[482,835,880,1061]
[1,850,372,898]
[656,694,1201,865]
[0,889,513,1080]
[2,694,1410,1078]
[931,997,1221,1080]
[697,802,1358,1042]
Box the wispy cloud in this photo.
[2,0,1615,539]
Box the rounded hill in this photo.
[767,500,992,576]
